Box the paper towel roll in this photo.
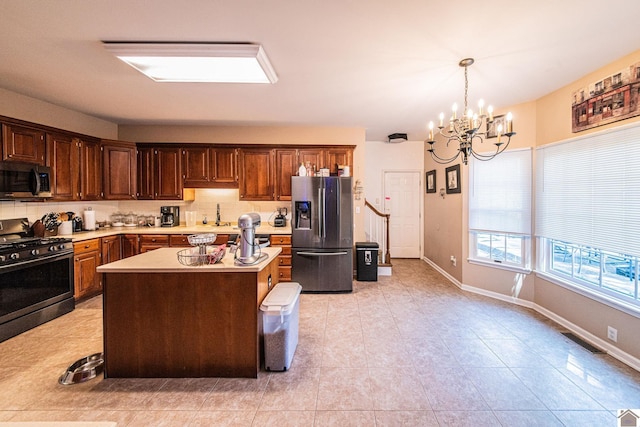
[84,209,96,231]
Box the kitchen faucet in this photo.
[216,203,220,226]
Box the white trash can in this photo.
[260,282,302,371]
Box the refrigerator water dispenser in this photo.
[294,201,311,229]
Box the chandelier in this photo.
[426,58,515,165]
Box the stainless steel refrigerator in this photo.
[291,176,353,292]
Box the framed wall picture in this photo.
[426,169,436,193]
[445,164,461,194]
[486,114,506,138]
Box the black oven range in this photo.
[0,218,75,343]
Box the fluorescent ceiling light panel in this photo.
[103,42,278,83]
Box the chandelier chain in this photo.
[464,65,469,113]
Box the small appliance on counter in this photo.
[235,213,269,265]
[274,207,288,227]
[160,206,180,227]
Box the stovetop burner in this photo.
[0,218,73,265]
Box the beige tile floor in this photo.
[0,259,639,426]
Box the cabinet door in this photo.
[46,132,80,201]
[74,252,101,298]
[238,148,273,200]
[211,147,238,187]
[155,147,183,200]
[137,147,155,200]
[102,141,137,200]
[79,139,102,200]
[122,234,139,258]
[325,147,353,176]
[298,148,325,172]
[274,149,298,201]
[183,146,210,187]
[1,123,46,165]
[101,235,123,264]
[73,240,102,300]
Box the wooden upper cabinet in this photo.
[274,149,298,201]
[211,147,238,187]
[102,140,137,200]
[238,148,273,200]
[182,146,210,187]
[155,146,183,200]
[2,123,46,165]
[136,146,155,200]
[46,132,80,201]
[137,145,193,201]
[79,138,102,200]
[298,148,325,172]
[325,147,353,176]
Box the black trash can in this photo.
[356,242,378,281]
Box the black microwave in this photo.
[0,162,52,200]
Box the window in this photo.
[468,148,532,271]
[536,122,640,310]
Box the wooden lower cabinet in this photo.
[139,234,170,253]
[73,239,102,300]
[122,234,139,258]
[270,234,292,281]
[101,235,122,264]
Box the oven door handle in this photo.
[2,251,73,269]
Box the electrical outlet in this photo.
[607,326,618,342]
[450,255,457,266]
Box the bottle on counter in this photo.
[298,162,307,177]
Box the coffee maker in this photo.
[160,206,180,227]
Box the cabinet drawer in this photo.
[278,246,291,256]
[139,235,170,245]
[169,234,191,247]
[278,255,291,266]
[73,239,100,254]
[278,266,292,281]
[270,234,291,246]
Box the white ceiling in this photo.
[1,0,639,141]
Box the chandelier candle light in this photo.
[426,58,515,164]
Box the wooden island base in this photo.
[101,249,279,378]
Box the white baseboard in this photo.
[421,257,640,372]
[378,266,392,276]
[423,256,462,288]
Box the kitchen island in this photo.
[96,246,281,378]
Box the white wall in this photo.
[364,140,424,252]
[364,140,424,210]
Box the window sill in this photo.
[468,258,532,274]
[536,271,640,319]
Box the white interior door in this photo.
[384,171,421,258]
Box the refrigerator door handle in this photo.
[317,187,323,238]
[321,187,326,238]
[296,251,349,256]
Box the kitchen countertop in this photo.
[97,246,282,273]
[61,224,291,242]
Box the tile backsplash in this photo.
[0,189,292,228]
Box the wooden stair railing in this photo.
[364,199,391,265]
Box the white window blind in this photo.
[536,123,640,257]
[469,148,532,234]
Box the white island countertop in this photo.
[97,246,282,273]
